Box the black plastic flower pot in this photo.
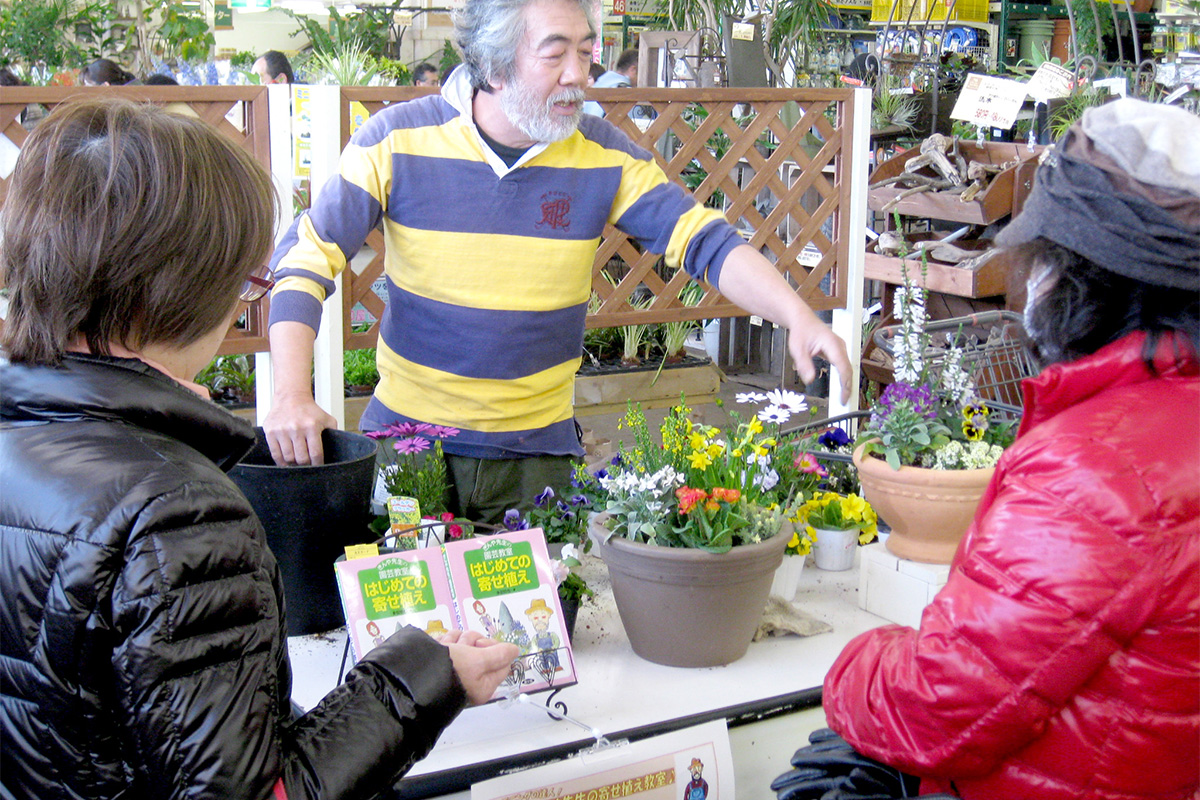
[230,428,378,636]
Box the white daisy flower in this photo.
[766,388,807,412]
[736,391,768,405]
[758,405,791,424]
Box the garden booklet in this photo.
[334,528,577,701]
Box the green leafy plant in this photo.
[0,0,115,68]
[344,348,380,389]
[365,423,458,516]
[1067,0,1114,61]
[153,2,214,62]
[196,354,255,402]
[308,38,379,86]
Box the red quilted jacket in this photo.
[824,332,1199,799]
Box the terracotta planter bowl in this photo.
[590,520,789,668]
[852,442,994,564]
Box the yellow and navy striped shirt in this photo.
[268,72,744,458]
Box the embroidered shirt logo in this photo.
[537,191,572,231]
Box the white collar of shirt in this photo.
[441,64,548,178]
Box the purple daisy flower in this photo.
[393,436,432,455]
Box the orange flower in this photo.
[676,486,708,514]
[711,487,741,503]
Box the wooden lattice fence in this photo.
[0,86,272,356]
[337,86,859,353]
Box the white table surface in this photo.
[287,548,893,792]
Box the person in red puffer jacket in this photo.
[823,98,1199,799]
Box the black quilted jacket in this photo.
[1,354,465,800]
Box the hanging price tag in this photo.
[950,73,1029,130]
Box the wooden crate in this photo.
[863,233,1007,298]
[868,140,1044,225]
[574,362,722,416]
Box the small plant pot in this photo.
[769,553,807,600]
[812,527,858,571]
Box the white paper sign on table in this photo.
[471,720,735,800]
[950,73,1030,130]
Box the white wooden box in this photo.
[858,542,951,629]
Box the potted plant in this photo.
[584,390,814,667]
[853,267,1016,563]
[795,491,878,571]
[364,422,461,544]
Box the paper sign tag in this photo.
[344,543,380,560]
[951,73,1029,130]
[732,22,755,41]
[1092,77,1128,98]
[387,496,421,550]
[1026,62,1074,102]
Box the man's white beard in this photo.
[500,74,585,143]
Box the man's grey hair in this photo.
[454,0,596,92]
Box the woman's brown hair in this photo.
[1,97,278,365]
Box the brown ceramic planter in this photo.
[852,442,994,565]
[590,519,789,668]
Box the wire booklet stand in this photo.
[334,519,578,721]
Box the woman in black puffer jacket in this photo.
[0,98,517,800]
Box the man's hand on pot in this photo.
[263,393,337,466]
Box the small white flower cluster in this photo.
[735,388,808,426]
[926,440,1004,470]
[599,465,682,509]
[892,283,926,385]
[938,344,977,407]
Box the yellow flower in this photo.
[840,493,867,521]
[689,431,708,451]
[752,444,768,458]
[706,442,724,459]
[788,531,800,549]
[688,450,713,469]
[747,417,764,435]
[731,448,743,458]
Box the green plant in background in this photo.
[196,354,255,401]
[153,1,213,62]
[284,6,388,60]
[0,0,116,68]
[372,56,410,86]
[230,50,257,69]
[658,281,705,360]
[308,38,379,85]
[1067,0,1114,61]
[437,38,461,80]
[871,85,921,131]
[1049,86,1110,139]
[344,348,380,389]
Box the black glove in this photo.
[770,729,921,800]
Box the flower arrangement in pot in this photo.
[364,422,469,546]
[854,268,1018,563]
[585,390,818,667]
[501,479,596,640]
[796,491,878,571]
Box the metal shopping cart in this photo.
[781,310,1037,464]
[872,310,1037,410]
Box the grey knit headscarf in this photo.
[997,99,1199,290]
